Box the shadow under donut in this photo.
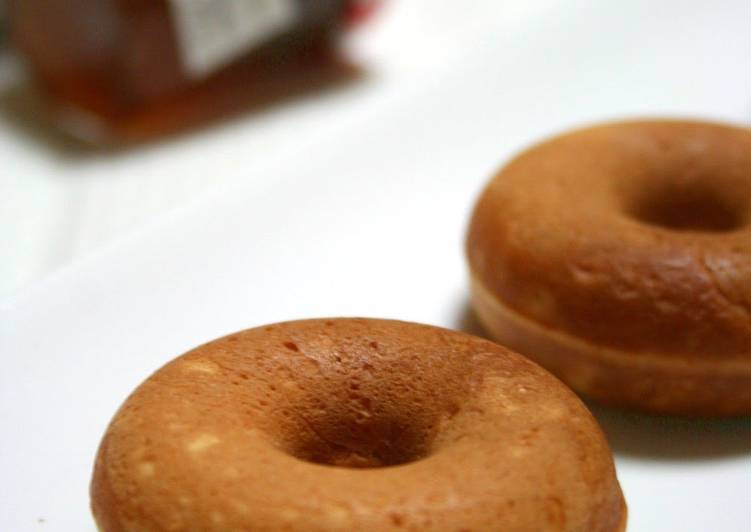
[587,403,751,461]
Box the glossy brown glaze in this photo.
[91,318,625,531]
[467,119,751,415]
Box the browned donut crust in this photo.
[467,119,751,415]
[91,318,625,531]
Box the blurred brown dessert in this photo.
[8,0,375,144]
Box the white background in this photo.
[3,1,751,531]
[0,0,531,298]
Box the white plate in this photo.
[3,1,751,530]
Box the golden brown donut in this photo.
[91,318,626,531]
[467,119,751,416]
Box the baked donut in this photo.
[91,318,626,531]
[467,119,751,416]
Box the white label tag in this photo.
[169,0,298,78]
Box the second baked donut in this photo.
[467,119,751,416]
[91,318,625,531]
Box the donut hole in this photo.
[286,409,435,468]
[627,184,744,232]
